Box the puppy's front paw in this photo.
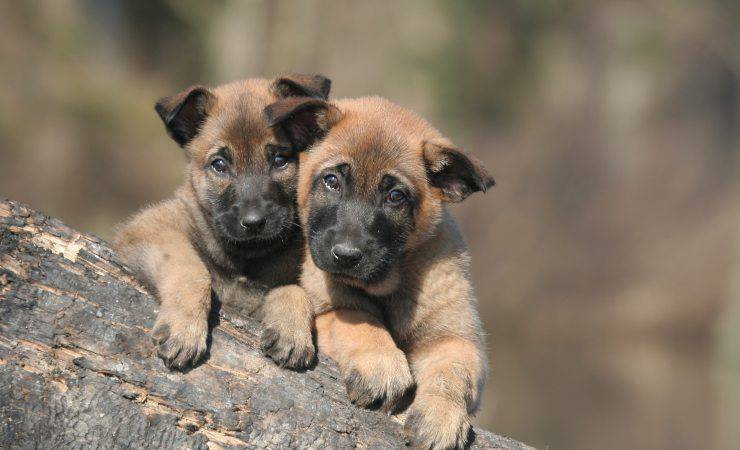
[404,396,471,450]
[260,322,315,370]
[343,349,415,412]
[152,313,208,370]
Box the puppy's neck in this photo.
[332,268,402,298]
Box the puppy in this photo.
[113,75,331,371]
[265,96,494,449]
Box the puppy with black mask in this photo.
[265,95,494,450]
[114,75,330,371]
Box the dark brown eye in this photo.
[211,157,228,173]
[386,189,406,205]
[273,154,289,168]
[323,174,340,191]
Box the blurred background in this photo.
[1,1,739,449]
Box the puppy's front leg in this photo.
[405,337,486,450]
[257,284,315,370]
[316,309,415,411]
[115,216,211,370]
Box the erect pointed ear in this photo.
[154,85,215,147]
[423,139,495,202]
[273,74,331,100]
[264,96,342,151]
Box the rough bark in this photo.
[0,198,531,450]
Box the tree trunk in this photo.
[0,198,531,449]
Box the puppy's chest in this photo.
[211,273,268,316]
[377,291,424,349]
[209,252,302,315]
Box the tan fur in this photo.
[114,75,329,370]
[315,309,414,411]
[271,96,492,449]
[256,284,315,368]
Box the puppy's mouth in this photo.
[309,242,395,285]
[213,215,297,248]
[220,228,286,244]
[310,248,401,297]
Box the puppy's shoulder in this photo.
[113,194,190,250]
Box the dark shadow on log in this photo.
[0,198,532,449]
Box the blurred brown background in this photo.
[2,1,740,449]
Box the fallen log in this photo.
[0,198,531,449]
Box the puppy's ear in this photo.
[264,96,341,150]
[423,139,495,202]
[274,74,331,100]
[154,86,215,147]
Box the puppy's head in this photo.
[155,75,330,257]
[265,96,494,294]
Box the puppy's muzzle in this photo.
[331,243,363,268]
[240,208,267,233]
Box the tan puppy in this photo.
[265,96,494,449]
[113,75,331,370]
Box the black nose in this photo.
[331,243,363,268]
[240,211,266,233]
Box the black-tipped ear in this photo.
[274,74,331,100]
[423,139,495,202]
[264,96,341,151]
[154,85,215,147]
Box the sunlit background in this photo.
[2,1,740,449]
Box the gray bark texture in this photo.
[0,198,532,450]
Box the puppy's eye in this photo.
[323,174,340,191]
[273,154,289,168]
[211,158,228,173]
[386,189,406,205]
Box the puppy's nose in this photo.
[240,210,266,233]
[331,243,363,268]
